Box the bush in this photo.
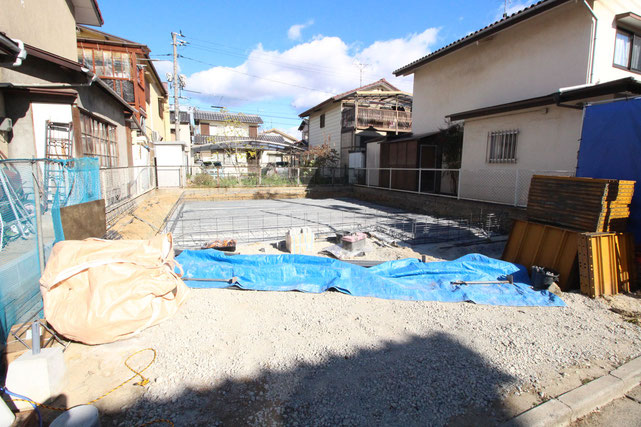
[191,173,214,186]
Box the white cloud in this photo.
[288,20,314,41]
[153,60,175,80]
[186,28,439,112]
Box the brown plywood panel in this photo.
[502,220,579,290]
[60,199,106,240]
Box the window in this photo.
[614,28,641,72]
[320,113,325,128]
[80,114,118,167]
[486,130,518,163]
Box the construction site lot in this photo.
[31,194,641,426]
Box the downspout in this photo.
[582,0,598,84]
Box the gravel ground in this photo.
[87,285,641,426]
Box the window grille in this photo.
[486,130,518,163]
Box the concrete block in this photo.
[504,399,572,427]
[5,348,65,411]
[610,356,641,389]
[557,374,626,419]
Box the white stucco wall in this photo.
[30,103,73,159]
[411,1,593,134]
[458,105,582,204]
[308,103,342,155]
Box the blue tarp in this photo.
[577,98,641,244]
[176,250,565,307]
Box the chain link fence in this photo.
[350,167,574,207]
[100,165,157,223]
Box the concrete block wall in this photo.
[351,186,526,234]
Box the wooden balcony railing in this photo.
[342,107,412,132]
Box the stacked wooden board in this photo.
[527,176,635,232]
[503,175,636,296]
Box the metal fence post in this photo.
[457,169,462,200]
[297,168,301,185]
[366,168,369,187]
[31,161,45,274]
[418,167,422,193]
[389,168,392,189]
[514,169,520,206]
[153,158,159,189]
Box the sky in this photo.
[96,0,536,138]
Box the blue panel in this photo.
[577,98,641,244]
[176,250,565,307]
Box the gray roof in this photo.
[193,110,263,124]
[169,111,190,123]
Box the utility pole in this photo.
[172,31,181,143]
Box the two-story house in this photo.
[298,79,412,168]
[76,25,170,165]
[0,0,143,169]
[394,0,641,204]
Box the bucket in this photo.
[531,266,559,290]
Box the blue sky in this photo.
[96,0,535,136]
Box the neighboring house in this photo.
[298,79,412,167]
[76,25,170,166]
[190,110,303,171]
[298,119,309,144]
[393,0,641,203]
[0,0,143,169]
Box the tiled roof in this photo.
[169,111,190,123]
[394,0,572,76]
[193,110,263,124]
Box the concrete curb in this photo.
[504,356,641,427]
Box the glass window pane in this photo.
[122,54,131,79]
[77,48,83,64]
[103,51,113,77]
[614,31,631,67]
[632,35,641,71]
[94,51,104,75]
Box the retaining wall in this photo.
[351,186,526,234]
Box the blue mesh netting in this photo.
[0,158,101,344]
[50,157,101,242]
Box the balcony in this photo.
[342,107,412,133]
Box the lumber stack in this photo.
[527,176,635,232]
[503,175,637,296]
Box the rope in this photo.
[5,348,173,426]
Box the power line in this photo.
[184,36,361,75]
[186,42,369,80]
[179,54,337,95]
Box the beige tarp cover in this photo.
[40,234,189,345]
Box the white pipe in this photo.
[582,0,598,84]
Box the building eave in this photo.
[447,77,641,121]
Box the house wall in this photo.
[3,95,37,159]
[31,103,74,158]
[591,0,641,82]
[411,1,593,134]
[308,103,342,155]
[458,105,582,204]
[75,86,130,167]
[145,77,168,141]
[200,121,251,137]
[1,0,78,61]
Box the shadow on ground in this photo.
[102,332,520,426]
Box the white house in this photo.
[298,79,412,167]
[394,0,641,204]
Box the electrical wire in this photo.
[1,387,42,427]
[178,54,337,95]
